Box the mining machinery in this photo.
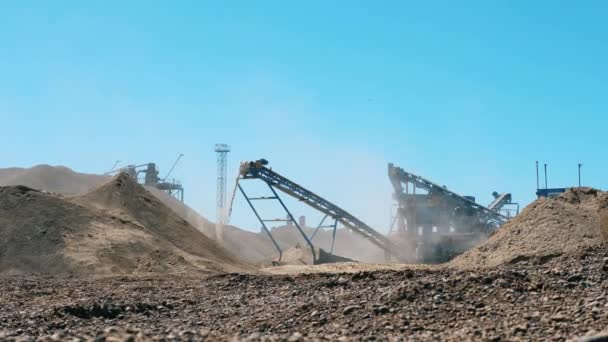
[232,159,404,264]
[231,159,514,265]
[388,163,510,263]
[488,192,519,218]
[105,154,184,202]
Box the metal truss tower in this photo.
[215,144,230,243]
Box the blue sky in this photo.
[1,1,606,232]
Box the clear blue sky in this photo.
[1,1,606,232]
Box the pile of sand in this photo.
[0,165,107,194]
[219,224,387,265]
[0,185,93,274]
[145,186,216,238]
[452,187,608,269]
[0,173,250,275]
[275,245,355,266]
[0,165,218,237]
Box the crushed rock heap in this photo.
[452,187,608,269]
[0,173,250,275]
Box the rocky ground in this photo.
[1,246,608,341]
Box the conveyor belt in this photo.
[488,193,512,212]
[239,160,404,260]
[388,163,508,225]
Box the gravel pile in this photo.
[1,246,608,341]
[452,187,608,269]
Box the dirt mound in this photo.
[0,174,250,275]
[0,185,89,274]
[145,186,216,238]
[223,224,387,265]
[71,173,248,273]
[276,244,355,265]
[0,165,219,236]
[452,187,608,269]
[0,165,107,194]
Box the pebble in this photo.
[342,306,360,315]
[337,277,349,285]
[3,247,608,341]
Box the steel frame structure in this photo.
[309,214,339,254]
[488,192,520,218]
[105,162,185,202]
[215,144,230,226]
[235,160,403,264]
[237,181,316,263]
[388,163,509,262]
[388,163,507,230]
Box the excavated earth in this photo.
[453,187,608,269]
[2,168,608,340]
[1,247,608,341]
[0,173,250,275]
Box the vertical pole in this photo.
[215,144,230,244]
[536,161,539,190]
[330,218,338,254]
[545,163,549,190]
[578,163,582,187]
[413,182,417,233]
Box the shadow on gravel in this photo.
[56,302,170,319]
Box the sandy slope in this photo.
[0,165,107,194]
[452,187,608,269]
[0,174,251,275]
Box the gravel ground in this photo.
[1,247,608,341]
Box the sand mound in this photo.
[0,185,91,274]
[145,186,216,238]
[0,165,107,194]
[0,174,250,275]
[71,173,248,272]
[276,245,355,265]
[222,225,387,265]
[452,187,608,269]
[0,165,220,237]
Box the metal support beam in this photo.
[266,183,317,263]
[330,217,338,254]
[237,160,403,261]
[237,183,283,262]
[248,196,278,201]
[310,214,329,241]
[389,213,398,235]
